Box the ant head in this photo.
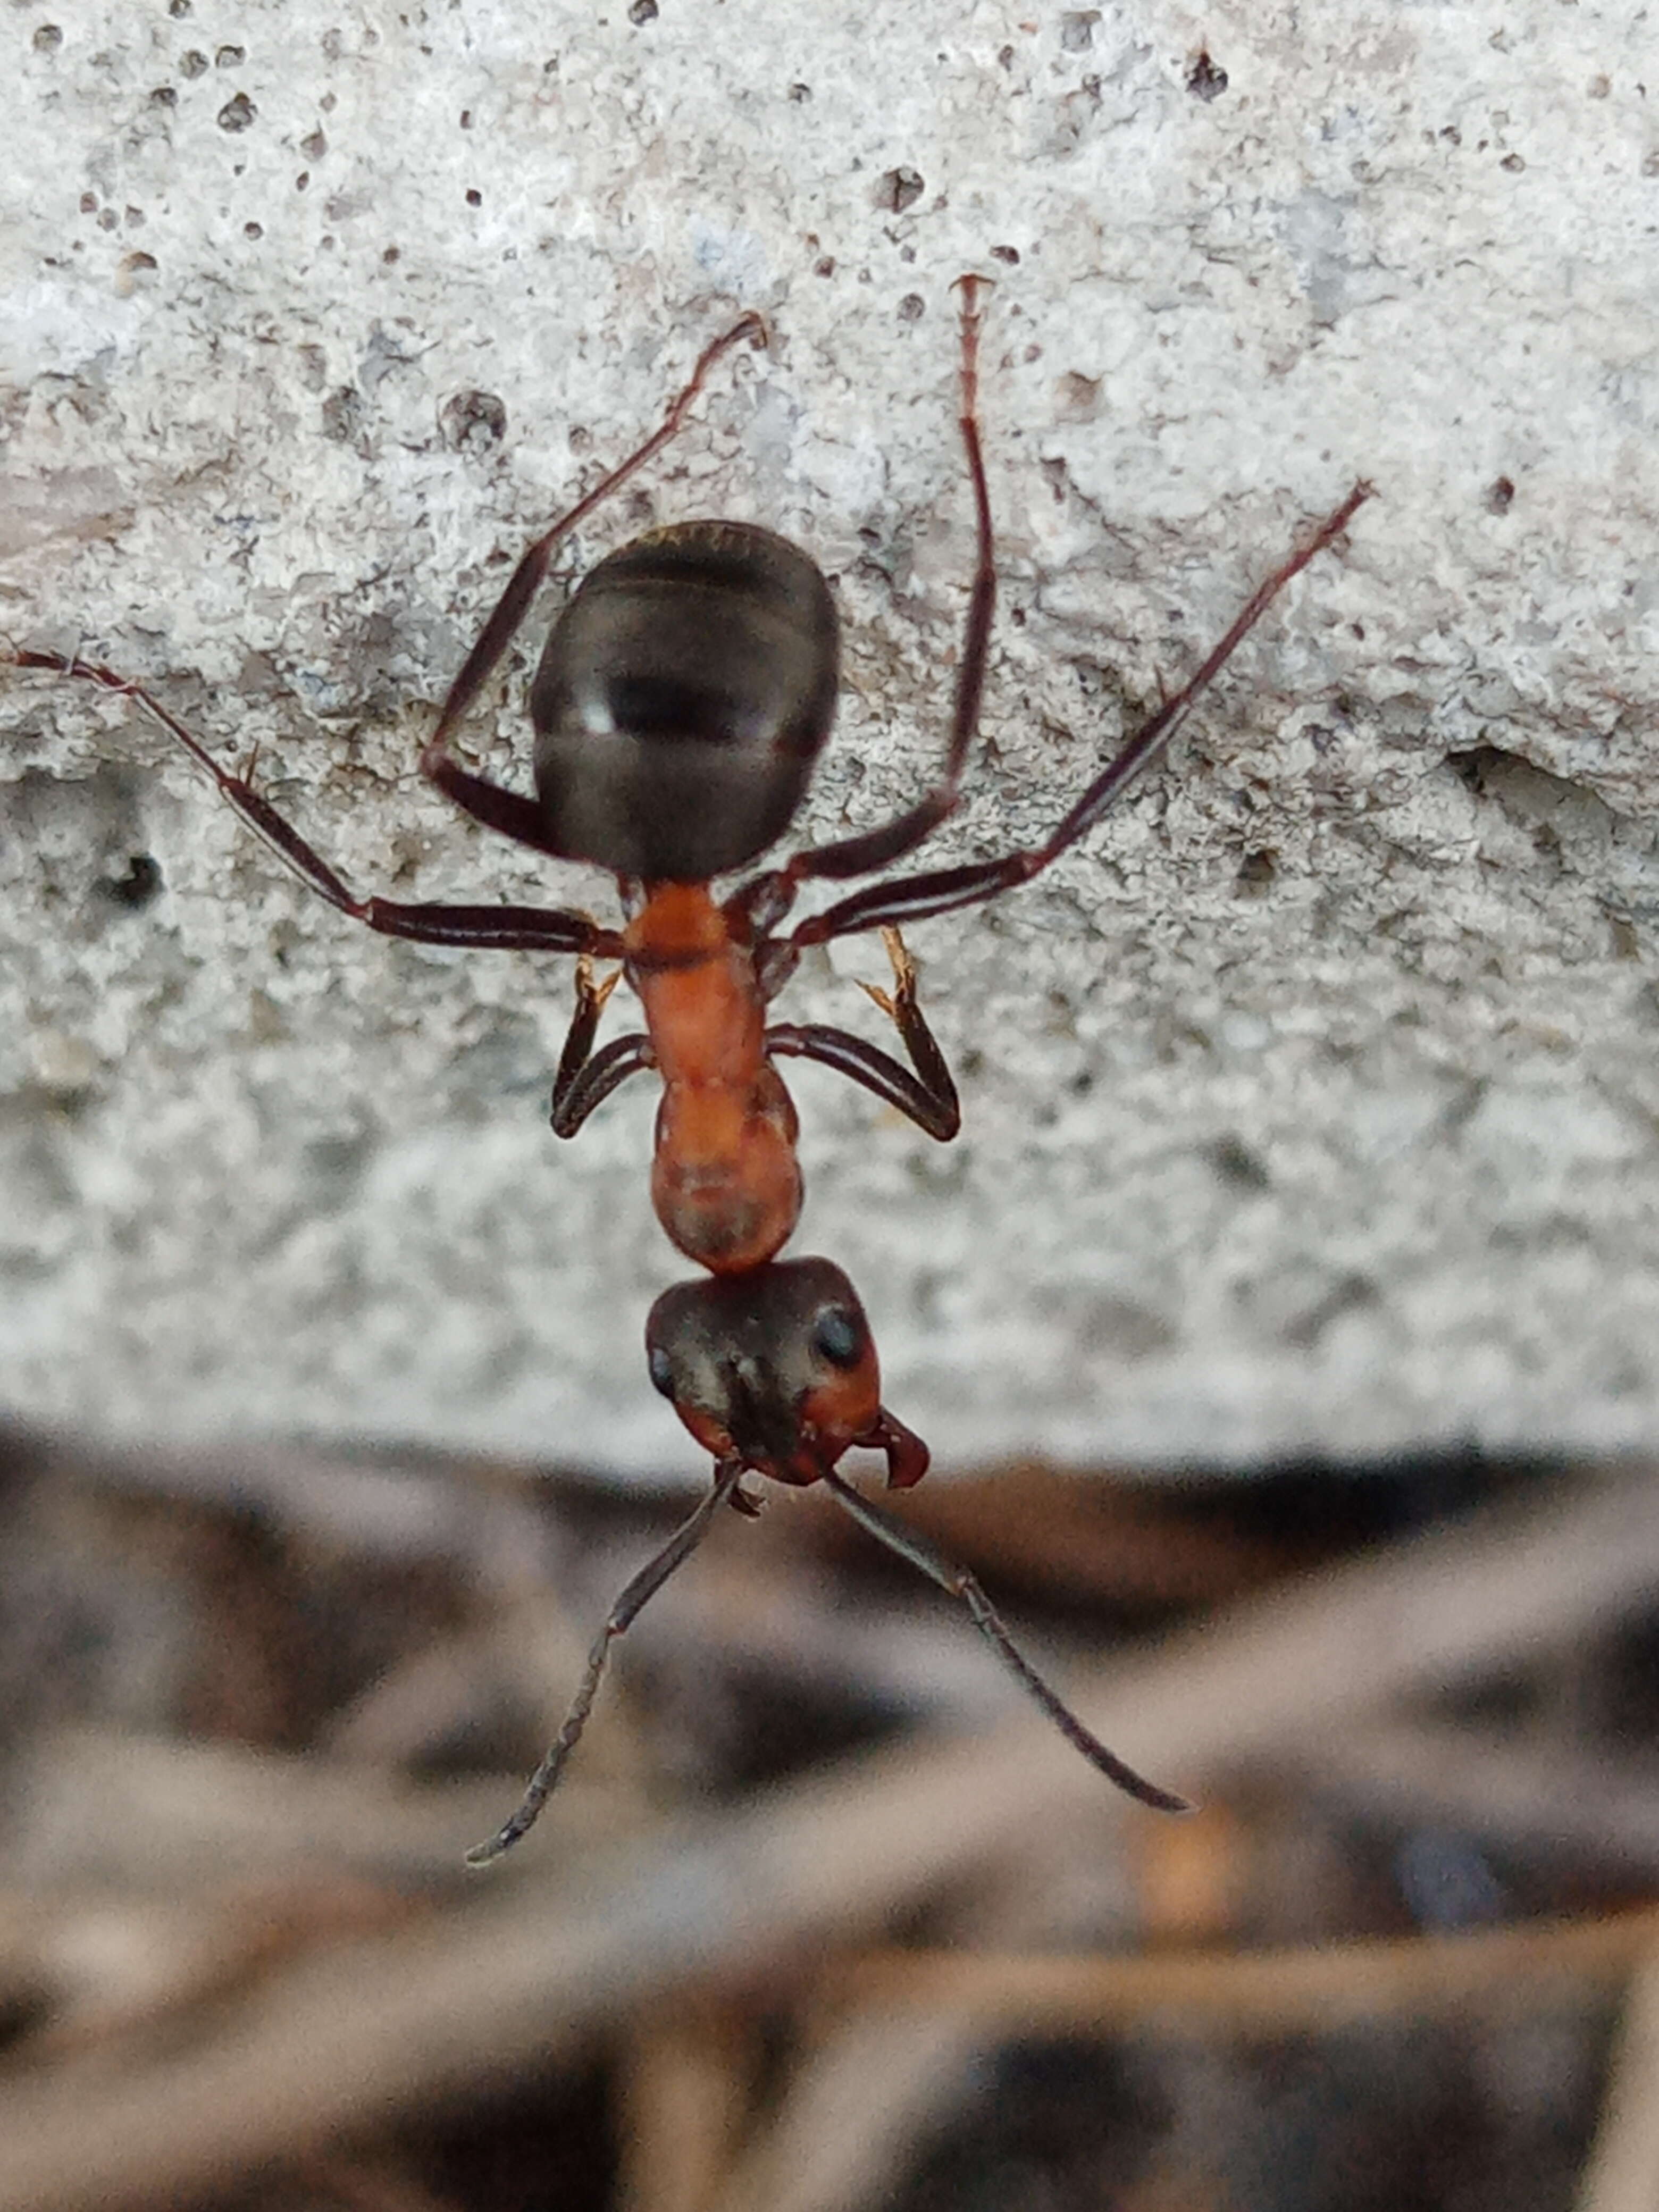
[645,1257,927,1490]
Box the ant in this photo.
[466,1253,1193,1864]
[8,279,1370,1278]
[9,280,1370,1857]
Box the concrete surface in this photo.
[3,0,1657,1477]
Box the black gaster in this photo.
[530,521,839,881]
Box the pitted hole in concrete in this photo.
[1060,11,1100,51]
[179,49,207,78]
[1444,743,1619,864]
[1235,848,1277,895]
[1208,1134,1272,1193]
[245,222,263,240]
[1444,744,1513,797]
[99,854,164,911]
[1283,1271,1379,1350]
[441,390,508,452]
[217,92,257,132]
[898,293,925,323]
[32,24,62,52]
[877,165,925,214]
[321,387,366,444]
[150,86,178,107]
[1186,50,1229,100]
[627,0,658,22]
[301,1126,379,1204]
[1076,1292,1178,1362]
[301,129,327,160]
[1054,371,1100,422]
[215,44,246,66]
[13,766,157,939]
[990,244,1021,265]
[1485,475,1516,514]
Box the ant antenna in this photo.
[821,1470,1190,1813]
[466,1458,748,1866]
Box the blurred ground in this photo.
[3,1424,1656,2212]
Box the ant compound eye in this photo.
[811,1304,864,1369]
[648,1345,676,1398]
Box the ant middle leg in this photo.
[765,927,960,1141]
[421,313,769,858]
[6,648,621,957]
[785,479,1374,950]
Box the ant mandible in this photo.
[10,279,1370,1278]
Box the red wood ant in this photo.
[9,280,1369,1279]
[467,1253,1193,1864]
[8,280,1370,1857]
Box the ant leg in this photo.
[787,480,1374,949]
[765,929,960,1140]
[736,275,996,932]
[822,1470,1191,1813]
[549,958,656,1136]
[552,956,619,1104]
[551,1032,655,1135]
[855,927,959,1129]
[467,1457,747,1866]
[421,315,768,858]
[5,649,622,957]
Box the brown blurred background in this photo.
[3,1426,1657,2212]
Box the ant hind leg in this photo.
[4,648,619,957]
[421,314,768,852]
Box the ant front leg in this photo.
[549,957,656,1136]
[4,649,622,958]
[766,928,960,1141]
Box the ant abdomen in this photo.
[530,520,839,881]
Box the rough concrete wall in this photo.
[3,0,1656,1476]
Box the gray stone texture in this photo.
[3,2,1656,1472]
